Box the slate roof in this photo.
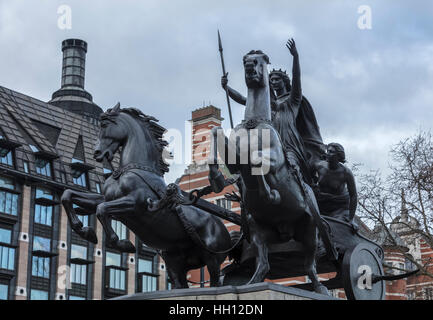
[0,85,119,192]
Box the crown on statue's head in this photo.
[270,68,288,77]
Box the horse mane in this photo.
[120,108,170,175]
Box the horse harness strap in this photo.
[111,163,166,201]
[111,163,242,255]
[111,163,162,180]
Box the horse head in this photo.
[94,103,125,162]
[243,50,270,89]
[94,103,169,175]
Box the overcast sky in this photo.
[0,0,432,183]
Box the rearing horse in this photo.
[208,49,334,295]
[61,104,232,288]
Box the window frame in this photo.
[0,148,13,167]
[34,157,52,177]
[136,256,159,293]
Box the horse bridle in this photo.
[111,162,162,180]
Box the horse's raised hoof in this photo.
[79,227,98,244]
[314,284,330,296]
[117,240,136,253]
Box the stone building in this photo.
[0,39,166,300]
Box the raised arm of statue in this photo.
[221,72,246,106]
[345,167,357,222]
[286,38,302,114]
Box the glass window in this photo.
[95,183,101,194]
[103,168,112,175]
[73,172,87,187]
[23,161,29,173]
[216,198,231,210]
[166,274,172,290]
[30,289,48,300]
[29,145,39,153]
[106,252,121,267]
[0,283,8,300]
[78,215,88,227]
[106,252,125,290]
[0,177,18,216]
[35,157,51,177]
[111,220,127,240]
[32,256,50,278]
[34,204,52,226]
[69,295,85,300]
[138,258,157,293]
[33,236,51,252]
[0,176,14,190]
[138,258,152,273]
[109,268,125,291]
[0,191,18,216]
[0,228,14,271]
[0,228,11,244]
[70,264,87,285]
[71,244,87,260]
[36,188,53,200]
[0,148,13,166]
[0,231,15,270]
[140,274,157,292]
[34,188,53,226]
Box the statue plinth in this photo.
[111,282,339,300]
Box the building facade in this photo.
[0,39,166,300]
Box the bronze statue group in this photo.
[221,38,357,227]
[61,38,366,296]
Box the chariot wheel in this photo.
[342,243,386,300]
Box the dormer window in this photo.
[0,138,20,168]
[73,171,87,187]
[35,158,51,177]
[29,145,39,153]
[0,148,12,166]
[30,145,58,178]
[70,158,94,188]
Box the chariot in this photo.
[191,195,417,300]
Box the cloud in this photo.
[0,0,432,183]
